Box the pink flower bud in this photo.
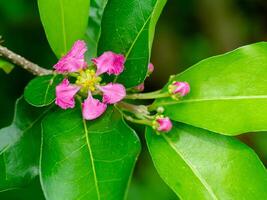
[98,83,126,104]
[92,51,125,76]
[147,63,154,75]
[156,117,172,132]
[169,81,190,96]
[133,83,145,92]
[54,40,87,73]
[82,92,107,120]
[55,79,80,109]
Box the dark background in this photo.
[1,0,267,199]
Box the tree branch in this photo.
[0,45,53,76]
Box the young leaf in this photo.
[38,0,90,58]
[0,59,14,74]
[146,123,267,200]
[98,0,167,88]
[24,75,63,107]
[40,107,141,200]
[85,0,108,60]
[0,97,50,192]
[153,42,267,135]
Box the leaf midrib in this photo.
[43,75,57,104]
[124,8,153,59]
[82,118,100,199]
[162,134,218,200]
[157,95,267,107]
[59,0,67,54]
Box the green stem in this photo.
[123,115,152,126]
[125,91,169,100]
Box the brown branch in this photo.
[0,45,53,76]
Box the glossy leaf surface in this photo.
[24,75,63,107]
[41,107,140,200]
[85,0,108,60]
[0,59,14,74]
[146,123,267,200]
[38,0,90,58]
[0,98,50,191]
[98,0,166,88]
[153,42,267,135]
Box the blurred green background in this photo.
[1,0,267,199]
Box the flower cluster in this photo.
[52,40,191,134]
[54,40,126,120]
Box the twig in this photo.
[0,45,53,76]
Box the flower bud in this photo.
[153,116,172,132]
[168,81,190,97]
[147,63,154,76]
[133,83,145,92]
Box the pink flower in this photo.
[92,51,125,76]
[148,63,154,75]
[54,40,87,73]
[98,83,126,104]
[170,81,190,96]
[55,79,80,109]
[133,83,145,92]
[82,92,107,120]
[156,117,172,132]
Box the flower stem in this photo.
[116,101,149,115]
[0,44,52,76]
[125,90,169,100]
[123,115,152,126]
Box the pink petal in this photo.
[98,83,126,104]
[55,79,80,109]
[92,51,125,76]
[82,92,107,120]
[171,81,190,96]
[54,40,87,73]
[156,117,172,132]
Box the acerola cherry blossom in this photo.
[168,81,190,97]
[92,51,125,75]
[54,40,87,73]
[98,83,126,104]
[154,116,173,132]
[55,79,80,109]
[54,40,126,120]
[82,92,107,120]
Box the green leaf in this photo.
[40,106,141,200]
[98,0,166,88]
[0,59,14,74]
[24,75,63,107]
[0,178,45,200]
[38,0,90,58]
[85,0,108,60]
[146,123,267,200]
[153,42,267,135]
[0,97,50,191]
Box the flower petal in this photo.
[92,51,125,76]
[98,83,126,104]
[55,79,80,109]
[54,40,87,73]
[82,92,107,120]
